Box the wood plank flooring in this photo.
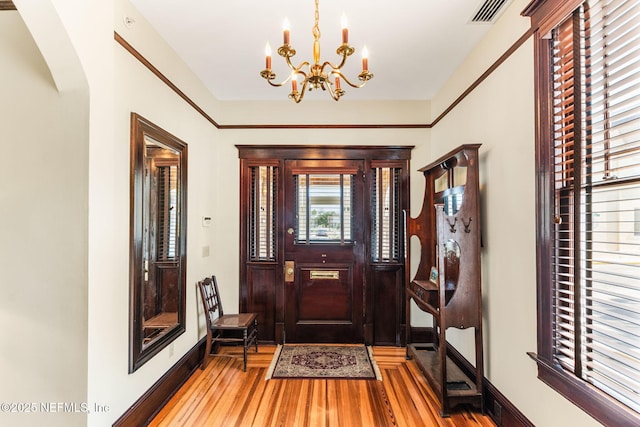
[150,345,496,427]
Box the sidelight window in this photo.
[249,165,277,261]
[371,166,402,262]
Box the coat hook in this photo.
[462,218,472,233]
[446,217,457,233]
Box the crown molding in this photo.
[0,1,17,11]
[115,29,532,130]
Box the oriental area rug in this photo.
[265,345,382,380]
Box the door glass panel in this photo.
[296,174,353,243]
[250,165,277,260]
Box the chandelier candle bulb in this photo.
[362,46,369,71]
[292,79,298,92]
[283,18,290,44]
[265,43,272,69]
[341,14,349,44]
[335,76,341,90]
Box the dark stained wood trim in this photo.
[221,123,430,129]
[114,28,533,130]
[430,28,534,128]
[236,145,414,160]
[114,32,221,129]
[113,338,205,427]
[449,344,534,427]
[532,24,554,363]
[0,1,16,11]
[521,0,583,36]
[529,353,640,427]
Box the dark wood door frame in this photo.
[237,145,413,345]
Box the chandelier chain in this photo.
[313,0,321,42]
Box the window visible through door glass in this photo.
[296,174,353,243]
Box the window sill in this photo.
[528,353,640,427]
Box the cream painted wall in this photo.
[0,12,89,427]
[90,40,225,426]
[427,1,601,426]
[216,100,431,126]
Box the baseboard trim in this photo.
[410,327,533,427]
[114,330,532,426]
[113,338,206,427]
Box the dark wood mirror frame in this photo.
[129,113,188,373]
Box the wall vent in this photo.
[470,0,510,23]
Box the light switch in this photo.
[202,246,210,257]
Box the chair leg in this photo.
[201,337,212,370]
[242,329,248,372]
[254,319,259,352]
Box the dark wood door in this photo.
[283,159,365,343]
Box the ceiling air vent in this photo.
[470,0,510,23]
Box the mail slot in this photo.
[310,270,340,280]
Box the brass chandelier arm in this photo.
[325,77,343,101]
[261,57,310,87]
[283,56,310,73]
[334,45,354,68]
[265,78,288,88]
[329,70,370,89]
[260,0,373,102]
[260,69,290,87]
[289,78,310,103]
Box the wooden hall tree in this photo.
[405,144,484,416]
[237,145,412,346]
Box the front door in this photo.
[283,159,365,342]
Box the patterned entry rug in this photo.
[265,345,381,380]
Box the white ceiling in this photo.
[129,0,508,102]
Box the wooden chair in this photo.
[197,276,258,371]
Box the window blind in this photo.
[249,165,277,261]
[551,0,640,413]
[372,167,401,262]
[157,164,178,261]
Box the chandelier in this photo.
[260,0,373,103]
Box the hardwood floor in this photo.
[150,345,496,427]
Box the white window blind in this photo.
[551,0,640,412]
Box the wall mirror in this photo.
[129,113,187,373]
[435,160,467,216]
